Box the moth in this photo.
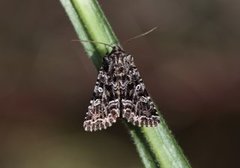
[84,46,160,131]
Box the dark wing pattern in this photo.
[83,62,120,131]
[120,50,160,127]
[84,46,160,131]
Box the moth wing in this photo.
[83,68,120,132]
[121,55,160,127]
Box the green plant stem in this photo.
[60,0,191,167]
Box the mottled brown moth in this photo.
[83,46,160,131]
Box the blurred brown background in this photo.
[0,0,240,168]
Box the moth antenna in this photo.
[124,27,158,44]
[72,39,115,49]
